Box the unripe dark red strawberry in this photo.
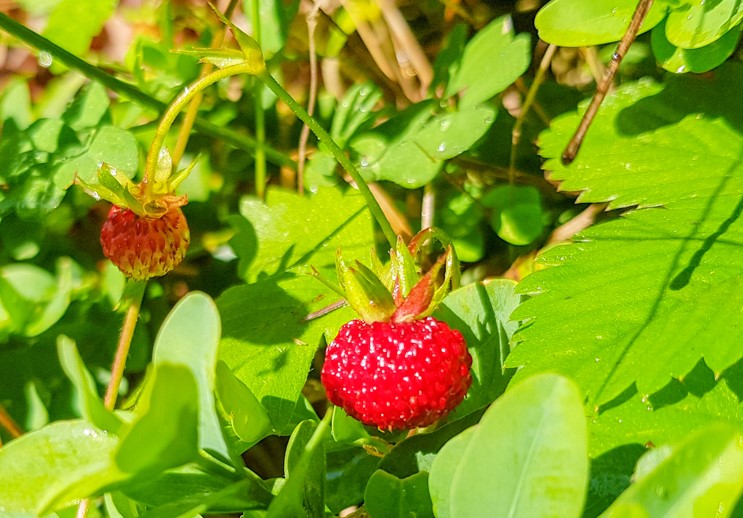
[100,205,189,280]
[322,317,471,431]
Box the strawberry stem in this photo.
[103,280,146,409]
[259,71,397,248]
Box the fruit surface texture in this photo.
[100,205,190,280]
[321,316,472,430]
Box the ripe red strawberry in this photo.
[322,317,472,431]
[100,205,189,280]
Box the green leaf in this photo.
[508,63,743,406]
[365,470,433,518]
[115,363,200,476]
[57,335,123,434]
[43,0,116,70]
[150,292,229,460]
[268,418,328,518]
[215,360,273,448]
[118,466,272,515]
[326,447,380,514]
[243,0,299,58]
[589,360,743,458]
[62,81,111,131]
[445,15,531,108]
[330,82,382,146]
[229,187,373,282]
[435,280,522,419]
[350,103,495,188]
[217,273,348,433]
[602,424,743,517]
[652,20,742,73]
[0,419,123,514]
[429,374,588,518]
[664,0,743,49]
[427,427,476,518]
[0,260,73,338]
[535,0,668,46]
[482,185,545,245]
[0,78,33,129]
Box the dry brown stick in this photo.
[562,0,654,165]
[298,2,323,195]
[0,403,24,441]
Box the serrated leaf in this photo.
[436,280,522,418]
[445,15,531,108]
[429,374,588,518]
[508,64,743,406]
[217,273,350,433]
[589,360,743,458]
[535,0,668,46]
[601,424,743,518]
[229,187,373,283]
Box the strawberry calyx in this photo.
[320,228,460,324]
[77,149,195,218]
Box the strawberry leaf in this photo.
[507,64,743,409]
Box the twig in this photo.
[298,1,323,194]
[0,404,23,440]
[562,0,654,164]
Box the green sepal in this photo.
[77,162,144,213]
[309,266,346,299]
[171,48,246,69]
[392,250,448,323]
[336,253,396,323]
[208,2,266,74]
[166,155,199,193]
[389,235,419,304]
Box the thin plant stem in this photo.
[103,281,146,409]
[509,43,557,182]
[0,404,23,440]
[0,13,294,170]
[144,63,258,182]
[562,0,654,164]
[171,0,240,167]
[251,0,267,199]
[298,3,323,195]
[259,71,397,247]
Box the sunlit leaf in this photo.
[429,374,588,518]
[508,64,743,406]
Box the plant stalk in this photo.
[561,0,654,164]
[103,281,146,409]
[259,71,397,247]
[0,13,294,169]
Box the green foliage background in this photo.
[0,0,742,516]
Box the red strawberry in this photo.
[322,317,472,431]
[316,233,474,431]
[100,205,189,280]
